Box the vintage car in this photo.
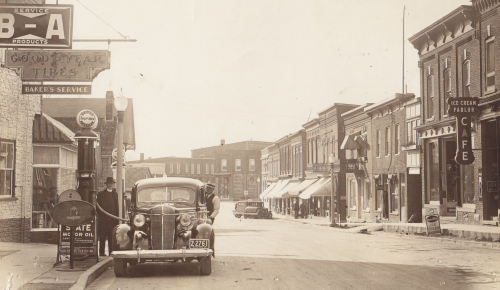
[243,201,272,219]
[111,177,214,277]
[232,201,248,218]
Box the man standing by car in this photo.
[205,183,220,224]
[97,177,119,256]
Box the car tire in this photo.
[244,215,248,219]
[257,211,264,219]
[200,255,212,275]
[113,258,127,277]
[268,212,273,219]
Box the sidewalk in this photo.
[0,242,112,290]
[272,212,500,249]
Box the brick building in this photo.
[365,94,415,223]
[0,66,41,243]
[192,140,272,201]
[340,103,373,222]
[410,5,483,224]
[128,155,216,187]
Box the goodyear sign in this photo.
[5,50,110,82]
[0,4,73,49]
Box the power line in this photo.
[74,0,127,38]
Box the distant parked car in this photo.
[232,201,248,218]
[111,177,214,277]
[243,201,272,219]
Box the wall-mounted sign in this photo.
[0,4,73,49]
[22,84,91,95]
[5,50,110,82]
[487,181,499,192]
[76,109,98,130]
[51,200,96,227]
[447,97,480,165]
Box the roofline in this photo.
[317,103,359,115]
[364,93,415,114]
[408,5,474,43]
[341,103,374,118]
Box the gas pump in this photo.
[72,109,99,263]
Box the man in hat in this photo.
[97,177,119,256]
[205,182,220,224]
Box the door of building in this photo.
[484,119,500,220]
[444,140,460,216]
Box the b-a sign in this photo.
[0,4,73,49]
[447,97,480,165]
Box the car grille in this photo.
[150,204,175,250]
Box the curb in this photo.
[370,230,500,250]
[69,257,113,290]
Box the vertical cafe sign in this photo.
[447,97,480,165]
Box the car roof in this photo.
[135,177,204,191]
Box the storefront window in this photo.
[390,176,399,213]
[349,179,357,209]
[32,168,58,229]
[0,141,15,197]
[428,142,440,202]
[400,173,406,208]
[461,165,475,204]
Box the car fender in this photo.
[112,224,133,251]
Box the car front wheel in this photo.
[113,258,127,277]
[200,255,212,275]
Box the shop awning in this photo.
[283,178,319,198]
[259,182,277,199]
[340,131,361,150]
[272,181,300,199]
[299,178,331,199]
[263,180,289,199]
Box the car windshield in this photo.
[137,186,196,206]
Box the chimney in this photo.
[221,139,225,146]
[106,91,114,121]
[140,153,144,161]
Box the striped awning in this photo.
[299,178,331,199]
[259,182,277,199]
[341,131,361,150]
[283,178,319,198]
[263,180,289,199]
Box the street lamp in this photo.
[114,88,128,221]
[329,153,337,227]
[257,177,261,200]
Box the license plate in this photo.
[190,239,209,249]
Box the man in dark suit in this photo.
[97,177,119,256]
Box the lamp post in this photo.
[257,177,261,200]
[329,154,337,227]
[114,89,128,221]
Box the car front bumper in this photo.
[111,248,213,261]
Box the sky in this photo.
[47,0,471,160]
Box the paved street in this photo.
[87,202,500,290]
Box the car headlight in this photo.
[179,214,193,227]
[133,214,146,227]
